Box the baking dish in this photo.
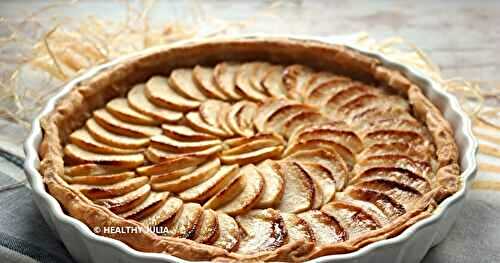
[24,35,478,263]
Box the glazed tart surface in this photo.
[39,39,460,262]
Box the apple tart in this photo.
[39,38,460,262]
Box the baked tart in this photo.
[38,38,460,262]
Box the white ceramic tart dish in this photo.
[24,36,477,263]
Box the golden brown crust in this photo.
[38,37,460,262]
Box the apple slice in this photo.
[64,144,144,168]
[321,201,381,239]
[212,212,240,251]
[262,65,288,98]
[291,123,363,154]
[140,197,183,227]
[293,162,336,204]
[151,158,220,192]
[145,76,200,111]
[161,123,216,141]
[166,202,203,239]
[120,191,170,221]
[305,79,355,107]
[179,165,239,202]
[250,62,272,93]
[150,167,197,184]
[64,163,128,177]
[193,65,228,100]
[298,210,347,245]
[282,64,313,100]
[235,62,268,101]
[199,100,234,136]
[345,187,406,221]
[216,164,264,216]
[220,146,284,165]
[86,119,150,149]
[185,111,230,137]
[144,144,222,164]
[236,209,286,254]
[93,109,162,138]
[334,192,389,226]
[303,71,342,96]
[254,99,298,132]
[222,137,283,156]
[224,132,284,147]
[150,134,221,153]
[214,62,244,100]
[74,176,149,200]
[137,154,207,176]
[352,179,421,210]
[284,139,355,168]
[281,111,327,139]
[324,84,379,117]
[194,209,219,244]
[95,184,151,213]
[203,174,245,210]
[274,161,314,213]
[227,101,257,137]
[127,84,183,123]
[255,160,284,208]
[69,129,143,155]
[281,212,314,244]
[63,171,135,185]
[264,104,317,135]
[106,98,158,125]
[169,68,207,101]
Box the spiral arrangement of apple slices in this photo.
[62,61,439,257]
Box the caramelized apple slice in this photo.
[194,209,219,244]
[236,209,286,254]
[199,100,233,135]
[69,129,142,155]
[281,111,327,139]
[63,171,135,185]
[283,64,313,100]
[321,201,380,239]
[235,62,268,101]
[220,146,284,165]
[264,104,316,135]
[166,202,203,239]
[214,62,244,100]
[303,71,342,96]
[305,78,352,106]
[203,174,245,210]
[254,99,299,132]
[169,68,207,101]
[274,161,314,213]
[250,62,272,93]
[227,101,255,137]
[74,176,149,200]
[127,84,183,123]
[86,119,150,149]
[150,167,197,184]
[145,76,200,111]
[353,179,422,209]
[64,163,128,177]
[137,154,206,176]
[324,84,379,117]
[222,137,283,156]
[281,213,314,244]
[334,192,389,226]
[185,112,230,137]
[161,123,216,141]
[298,210,347,245]
[179,165,239,202]
[217,164,264,216]
[106,98,158,125]
[294,162,336,205]
[119,191,170,220]
[284,139,355,168]
[95,184,150,213]
[345,187,406,220]
[144,145,222,164]
[255,160,284,208]
[262,65,289,98]
[292,123,363,153]
[212,212,240,251]
[193,65,228,100]
[151,158,220,192]
[93,109,162,138]
[140,197,183,227]
[64,144,144,168]
[150,134,221,153]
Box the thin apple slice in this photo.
[74,176,149,200]
[334,192,389,226]
[95,184,151,213]
[64,163,128,177]
[224,132,284,147]
[250,62,272,93]
[281,111,327,139]
[359,142,432,164]
[255,160,284,208]
[218,102,236,136]
[236,101,258,136]
[321,201,381,238]
[203,174,245,210]
[120,192,170,221]
[212,212,240,251]
[291,123,363,154]
[284,139,355,168]
[64,144,144,168]
[235,62,268,101]
[254,99,298,132]
[298,210,347,245]
[283,64,313,100]
[150,134,221,153]
[227,101,254,137]
[214,62,244,100]
[236,209,286,254]
[324,84,379,117]
[274,161,314,213]
[217,164,264,216]
[127,84,183,123]
[220,146,284,165]
[222,137,283,156]
[151,158,220,192]
[262,65,289,98]
[145,76,200,111]
[63,171,135,185]
[179,165,239,202]
[294,162,336,205]
[264,104,316,135]
[106,98,158,125]
[194,209,219,244]
[69,129,142,155]
[166,202,203,239]
[150,167,197,184]
[305,78,353,107]
[86,119,150,149]
[137,155,206,176]
[93,109,162,138]
[281,213,314,244]
[353,179,422,208]
[169,68,207,101]
[140,197,183,227]
[303,71,342,96]
[161,123,216,141]
[199,100,233,136]
[144,144,222,164]
[193,65,228,100]
[345,187,406,220]
[185,111,230,137]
